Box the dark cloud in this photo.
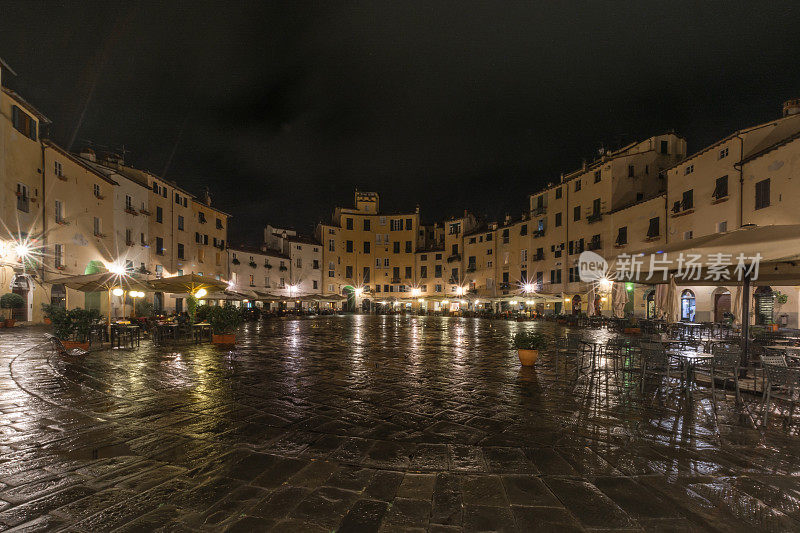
[2,1,799,243]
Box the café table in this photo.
[192,322,213,343]
[668,351,714,394]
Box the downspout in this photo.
[40,138,47,312]
[734,134,745,228]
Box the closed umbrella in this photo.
[666,275,679,322]
[586,285,596,316]
[612,282,628,318]
[654,283,668,319]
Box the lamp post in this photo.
[354,287,363,313]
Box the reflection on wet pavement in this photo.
[2,316,800,531]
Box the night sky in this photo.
[2,1,799,244]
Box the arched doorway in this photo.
[51,284,67,308]
[10,274,32,321]
[713,287,731,323]
[754,286,774,325]
[680,289,696,322]
[645,289,656,319]
[342,286,356,312]
[571,294,581,315]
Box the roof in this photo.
[2,87,51,123]
[0,56,17,76]
[44,141,119,186]
[287,234,320,246]
[740,125,800,165]
[228,245,290,260]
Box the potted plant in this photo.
[771,290,789,332]
[68,308,99,350]
[42,304,75,345]
[512,330,548,366]
[195,304,212,323]
[209,305,242,344]
[1,293,25,327]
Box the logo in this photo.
[578,251,609,282]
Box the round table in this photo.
[669,351,714,394]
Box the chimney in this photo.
[783,98,800,117]
[79,147,96,162]
[203,188,212,206]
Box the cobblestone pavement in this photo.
[2,316,800,531]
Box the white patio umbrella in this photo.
[612,282,628,318]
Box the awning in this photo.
[148,273,228,294]
[48,272,152,292]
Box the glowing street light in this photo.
[112,287,124,296]
[411,288,421,297]
[15,242,31,260]
[523,283,535,294]
[194,288,207,299]
[454,286,465,296]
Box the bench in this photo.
[44,333,89,357]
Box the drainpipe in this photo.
[734,134,745,228]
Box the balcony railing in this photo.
[532,252,544,261]
[391,277,401,283]
[533,229,545,238]
[587,212,603,224]
[56,173,68,181]
[125,207,138,216]
[532,206,547,216]
[139,208,151,216]
[588,240,602,251]
[279,265,288,271]
[447,253,461,263]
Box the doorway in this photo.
[714,289,731,323]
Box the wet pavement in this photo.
[2,316,800,531]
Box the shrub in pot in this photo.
[42,304,73,341]
[195,304,212,323]
[512,330,548,366]
[1,293,25,327]
[209,305,242,344]
[69,308,100,349]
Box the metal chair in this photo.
[705,346,742,403]
[760,354,800,426]
[639,342,675,392]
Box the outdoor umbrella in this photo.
[148,273,228,295]
[654,283,668,319]
[612,282,627,318]
[586,285,596,316]
[48,272,153,334]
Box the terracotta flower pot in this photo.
[213,334,236,345]
[63,341,89,351]
[624,327,641,334]
[517,349,540,366]
[44,318,52,325]
[768,324,779,332]
[4,319,15,328]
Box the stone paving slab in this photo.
[2,318,800,531]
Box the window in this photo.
[346,218,353,230]
[520,224,527,236]
[11,105,37,140]
[616,226,627,246]
[717,221,728,233]
[719,147,729,159]
[435,265,442,278]
[54,161,63,177]
[486,233,492,241]
[660,140,668,154]
[175,192,181,205]
[380,216,387,225]
[647,217,660,238]
[550,269,562,284]
[16,183,29,212]
[177,215,184,231]
[405,266,412,279]
[684,231,693,240]
[574,179,581,192]
[502,229,509,244]
[684,164,694,175]
[346,240,353,253]
[93,217,101,236]
[681,290,696,321]
[141,232,146,246]
[449,223,460,235]
[713,176,728,199]
[393,242,400,254]
[313,281,318,290]
[420,265,428,278]
[156,206,163,223]
[249,274,255,287]
[216,218,224,229]
[54,200,64,223]
[384,258,390,267]
[155,264,163,275]
[574,206,581,221]
[345,266,353,279]
[594,170,601,183]
[405,241,412,253]
[755,178,770,209]
[177,243,185,259]
[627,165,634,178]
[328,239,335,252]
[296,257,302,268]
[363,219,370,231]
[406,218,412,230]
[435,253,442,260]
[93,183,101,198]
[392,266,400,280]
[126,228,133,245]
[54,244,63,269]
[555,187,562,199]
[390,219,403,231]
[520,249,528,263]
[363,267,370,283]
[125,195,133,210]
[555,212,562,227]
[363,241,370,253]
[520,270,527,283]
[156,237,164,255]
[682,189,694,210]
[592,198,601,215]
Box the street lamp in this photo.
[455,286,465,296]
[523,283,535,294]
[194,288,207,299]
[130,290,144,316]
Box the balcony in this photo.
[532,205,547,216]
[139,208,151,216]
[533,229,545,238]
[55,218,69,226]
[466,265,476,273]
[587,212,603,224]
[125,206,138,216]
[249,261,258,269]
[56,173,68,181]
[126,240,135,247]
[391,277,401,283]
[279,265,288,271]
[447,253,461,263]
[532,252,545,261]
[94,232,107,238]
[16,196,29,213]
[199,215,207,224]
[94,192,105,200]
[264,262,273,269]
[588,239,602,251]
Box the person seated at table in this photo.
[177,311,190,324]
